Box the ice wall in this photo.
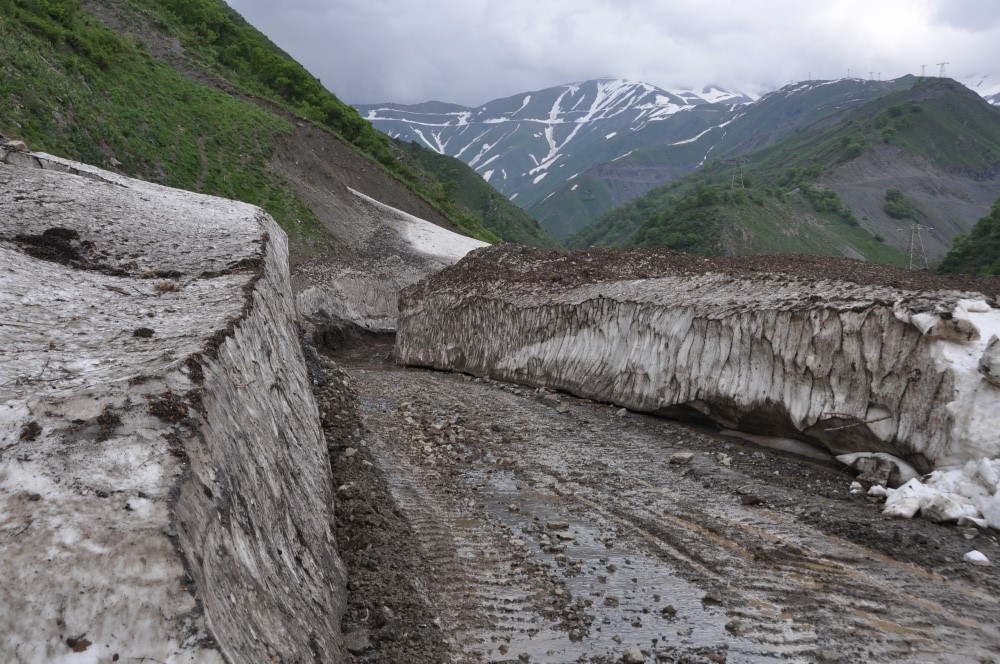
[397,247,1000,471]
[0,151,346,662]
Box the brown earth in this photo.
[409,243,1000,300]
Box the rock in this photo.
[964,550,991,566]
[837,452,919,488]
[622,646,645,663]
[556,404,571,414]
[702,590,724,605]
[343,628,372,653]
[669,452,694,465]
[547,520,570,530]
[2,139,28,152]
[716,453,732,467]
[980,336,1000,387]
[739,494,764,506]
[616,407,628,417]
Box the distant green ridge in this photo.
[569,77,1000,265]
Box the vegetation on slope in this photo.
[938,198,1000,275]
[569,78,1000,263]
[395,140,557,247]
[0,0,319,231]
[0,0,551,245]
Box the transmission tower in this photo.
[898,224,929,270]
[725,159,748,188]
[938,62,949,77]
[869,71,875,81]
[921,64,927,77]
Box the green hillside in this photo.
[0,0,551,246]
[395,140,557,248]
[939,198,1000,275]
[570,78,1000,262]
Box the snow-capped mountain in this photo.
[359,75,1000,240]
[356,79,754,215]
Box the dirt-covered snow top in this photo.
[408,244,1000,302]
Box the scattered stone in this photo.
[623,646,645,663]
[669,452,693,465]
[702,590,724,605]
[660,605,676,618]
[604,596,620,608]
[343,447,358,458]
[616,407,628,417]
[547,521,570,531]
[716,453,732,467]
[343,628,372,654]
[739,494,764,506]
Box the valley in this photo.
[5,2,1000,664]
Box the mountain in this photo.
[0,0,551,249]
[362,76,1000,242]
[568,77,1000,265]
[356,79,755,239]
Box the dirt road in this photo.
[329,342,1000,664]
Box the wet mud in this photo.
[329,338,1000,663]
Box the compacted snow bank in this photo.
[397,245,1000,528]
[0,149,347,662]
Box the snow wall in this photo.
[0,150,347,662]
[397,246,1000,472]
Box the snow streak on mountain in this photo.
[356,79,754,210]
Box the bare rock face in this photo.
[0,154,346,662]
[397,245,1000,470]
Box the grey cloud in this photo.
[226,0,1000,105]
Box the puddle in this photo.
[463,470,783,662]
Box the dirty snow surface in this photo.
[0,153,346,663]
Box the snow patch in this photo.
[349,188,487,262]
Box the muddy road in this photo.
[329,342,1000,664]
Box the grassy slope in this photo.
[394,140,557,247]
[939,198,1000,275]
[1,0,318,231]
[570,78,1000,264]
[0,0,552,245]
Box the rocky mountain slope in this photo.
[571,78,1000,264]
[363,75,1000,243]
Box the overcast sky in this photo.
[226,0,1000,106]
